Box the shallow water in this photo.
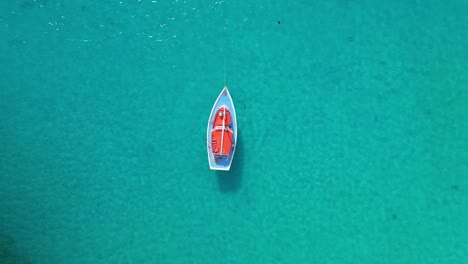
[1,0,467,263]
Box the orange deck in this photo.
[212,107,232,128]
[211,107,233,156]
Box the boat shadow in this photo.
[216,130,243,193]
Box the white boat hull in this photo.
[207,87,237,171]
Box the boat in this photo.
[207,86,238,171]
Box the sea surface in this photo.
[1,0,467,263]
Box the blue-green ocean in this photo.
[1,0,467,263]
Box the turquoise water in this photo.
[1,0,467,263]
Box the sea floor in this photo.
[0,1,467,263]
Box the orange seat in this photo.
[211,106,233,156]
[213,107,232,128]
[212,129,233,156]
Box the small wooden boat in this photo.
[207,86,237,171]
